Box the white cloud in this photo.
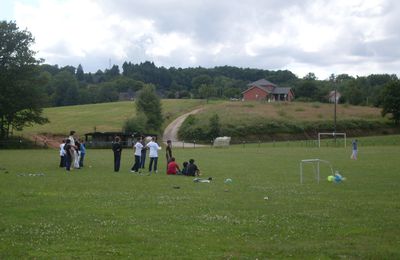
[10,0,400,78]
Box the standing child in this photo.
[112,136,122,172]
[79,139,86,167]
[131,137,143,173]
[351,139,358,160]
[166,140,173,163]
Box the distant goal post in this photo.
[318,132,346,148]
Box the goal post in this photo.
[318,132,346,148]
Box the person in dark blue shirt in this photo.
[112,136,122,172]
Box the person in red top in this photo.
[167,157,180,175]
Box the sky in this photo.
[2,0,400,79]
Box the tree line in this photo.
[39,61,398,108]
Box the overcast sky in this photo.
[2,0,400,79]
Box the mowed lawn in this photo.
[0,139,399,258]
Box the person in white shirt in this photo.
[146,137,161,173]
[68,131,77,169]
[59,139,66,167]
[131,137,143,173]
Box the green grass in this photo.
[1,136,400,258]
[18,99,205,137]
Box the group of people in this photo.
[112,136,200,176]
[59,130,86,171]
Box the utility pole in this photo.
[333,77,337,145]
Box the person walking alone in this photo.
[351,139,358,160]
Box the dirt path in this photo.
[162,108,206,147]
[31,134,64,148]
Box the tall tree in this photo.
[380,80,400,125]
[76,64,84,81]
[52,71,79,106]
[0,21,48,139]
[135,84,163,132]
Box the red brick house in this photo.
[242,79,294,101]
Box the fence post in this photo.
[193,140,196,149]
[242,140,245,148]
[182,140,185,149]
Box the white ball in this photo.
[224,178,232,184]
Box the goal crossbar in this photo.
[318,132,346,148]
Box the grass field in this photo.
[1,136,399,258]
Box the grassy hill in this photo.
[18,99,205,138]
[178,101,395,142]
[17,99,395,143]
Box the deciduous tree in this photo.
[380,80,400,125]
[0,21,48,139]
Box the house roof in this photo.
[272,87,292,95]
[242,85,292,95]
[247,79,277,88]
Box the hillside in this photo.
[178,101,395,142]
[18,99,205,139]
[17,100,396,145]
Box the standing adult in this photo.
[351,139,358,160]
[140,136,147,169]
[74,139,81,169]
[112,136,122,172]
[131,137,143,173]
[59,139,66,167]
[68,130,76,168]
[147,137,161,174]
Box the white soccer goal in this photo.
[300,159,334,184]
[318,132,346,148]
[213,136,231,147]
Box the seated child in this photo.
[180,161,188,175]
[167,157,180,175]
[186,159,200,177]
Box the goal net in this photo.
[318,132,346,148]
[213,136,231,147]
